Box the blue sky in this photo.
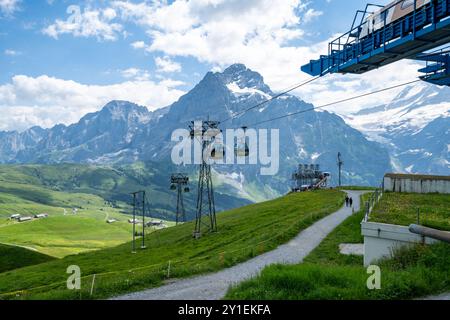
[1,0,421,131]
[1,0,375,85]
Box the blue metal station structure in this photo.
[301,0,450,86]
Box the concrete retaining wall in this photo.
[361,221,439,266]
[383,176,450,194]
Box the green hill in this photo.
[0,177,138,257]
[0,163,255,221]
[0,189,344,300]
[0,216,135,258]
[0,244,55,273]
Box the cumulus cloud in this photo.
[42,6,123,41]
[130,40,146,49]
[19,0,426,126]
[0,75,185,131]
[112,0,423,114]
[294,59,422,114]
[119,68,151,81]
[154,56,182,73]
[0,0,20,16]
[302,8,323,24]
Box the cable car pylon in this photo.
[189,121,220,239]
[170,173,189,225]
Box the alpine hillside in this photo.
[0,64,392,204]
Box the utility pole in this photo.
[130,190,147,252]
[189,121,219,239]
[337,152,344,187]
[170,173,189,225]
[141,190,146,249]
[131,192,137,253]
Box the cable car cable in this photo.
[248,79,421,127]
[219,75,321,124]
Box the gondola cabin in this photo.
[359,0,431,39]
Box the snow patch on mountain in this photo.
[343,83,450,175]
[226,82,272,100]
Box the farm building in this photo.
[107,219,117,224]
[145,220,164,227]
[18,216,33,222]
[383,173,450,194]
[34,213,49,219]
[128,219,139,224]
[10,214,21,220]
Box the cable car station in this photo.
[301,0,450,86]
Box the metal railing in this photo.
[363,184,384,222]
[325,0,450,74]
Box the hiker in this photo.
[345,196,349,207]
[349,197,353,207]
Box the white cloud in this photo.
[42,6,123,41]
[0,75,185,131]
[112,0,423,114]
[131,40,146,49]
[0,0,20,16]
[4,49,21,56]
[15,0,427,127]
[119,68,151,81]
[302,8,323,24]
[154,56,182,73]
[294,59,423,114]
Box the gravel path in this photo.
[113,190,365,300]
[421,292,450,300]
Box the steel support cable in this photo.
[248,79,421,127]
[219,75,321,125]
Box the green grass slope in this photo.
[0,163,255,221]
[0,189,344,300]
[0,244,55,273]
[370,192,450,231]
[0,216,133,258]
[0,178,137,257]
[226,193,450,300]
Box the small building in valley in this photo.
[145,220,163,227]
[18,216,33,222]
[383,173,450,194]
[10,214,21,220]
[107,219,117,224]
[34,213,49,219]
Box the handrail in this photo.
[409,224,450,243]
[328,0,441,68]
[363,183,384,222]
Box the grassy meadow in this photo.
[369,192,450,231]
[226,192,450,300]
[0,244,55,273]
[0,189,344,300]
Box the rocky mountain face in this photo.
[0,64,393,204]
[344,83,449,175]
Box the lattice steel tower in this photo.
[189,121,220,238]
[170,173,189,225]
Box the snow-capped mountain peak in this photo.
[343,83,450,175]
[221,63,272,95]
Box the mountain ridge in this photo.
[343,82,449,175]
[1,64,392,196]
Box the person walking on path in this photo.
[345,196,349,207]
[349,197,353,207]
